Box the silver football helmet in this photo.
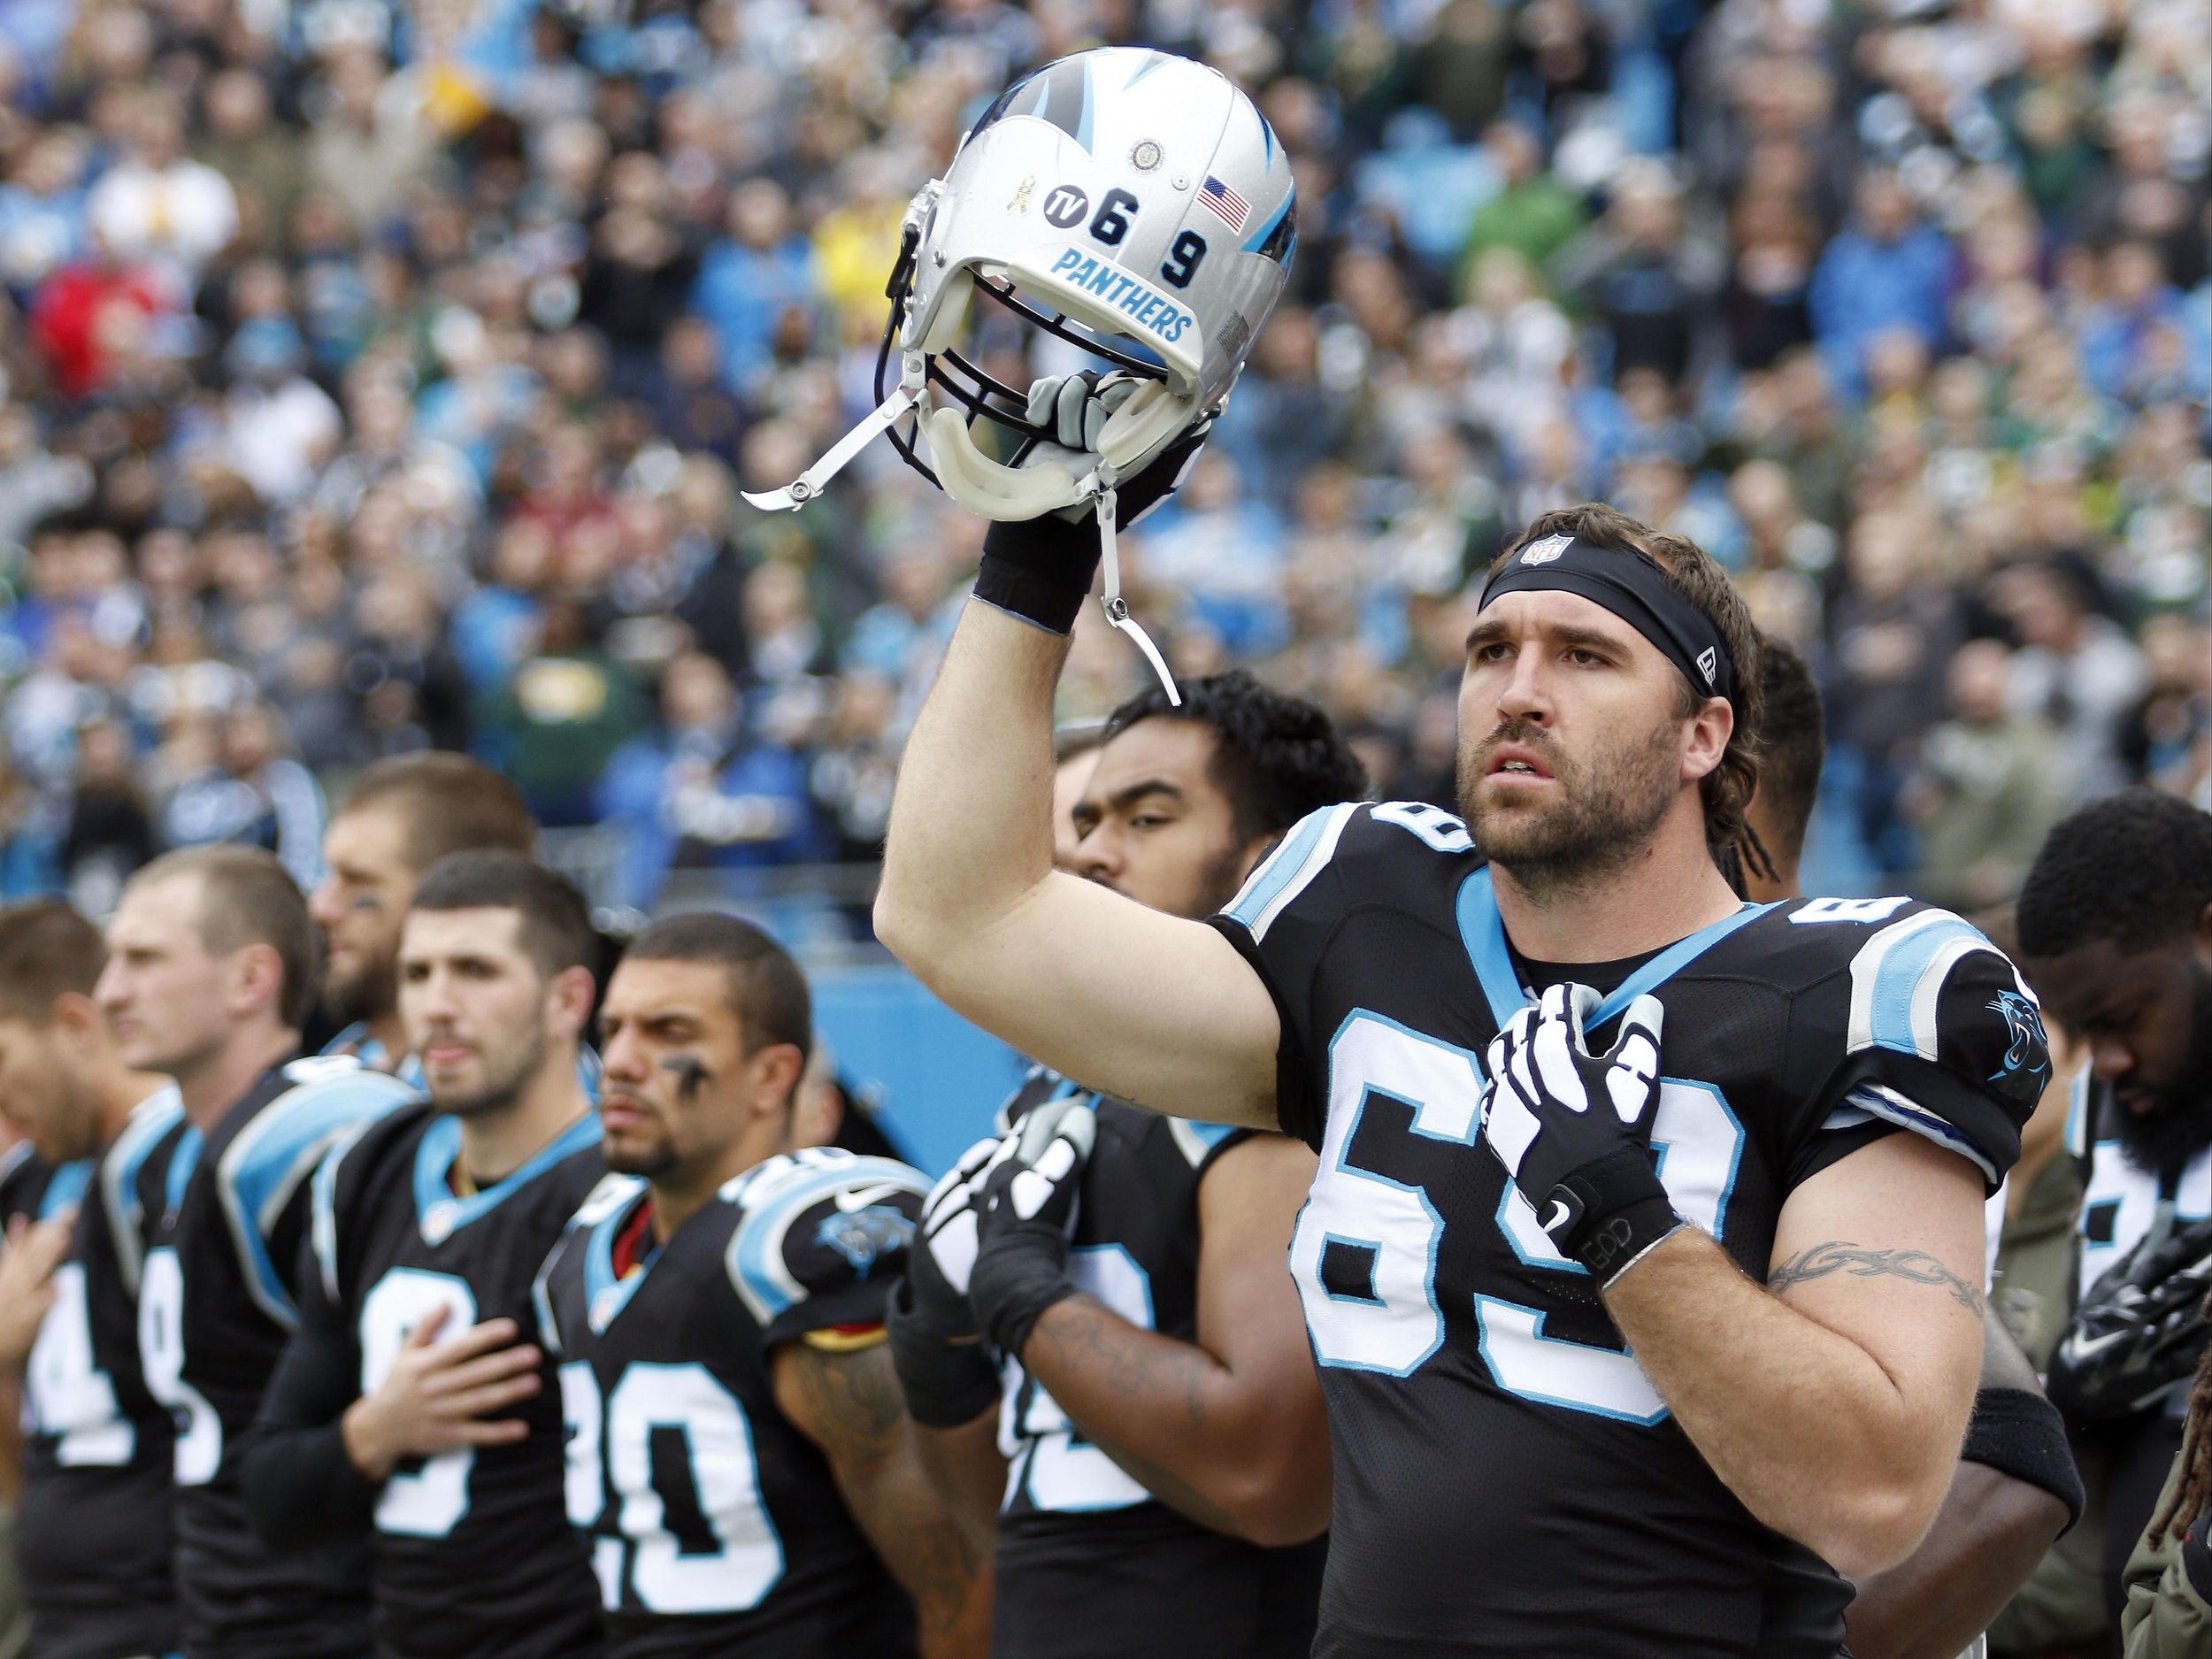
[743,47,1296,698]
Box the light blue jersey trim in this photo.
[218,1070,413,1329]
[412,1113,601,1244]
[102,1086,184,1294]
[726,1156,927,1327]
[1456,866,1777,1029]
[39,1160,91,1220]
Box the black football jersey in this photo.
[535,1148,929,1659]
[990,1067,1326,1659]
[133,1054,415,1659]
[303,1102,607,1659]
[0,1089,183,1659]
[1207,802,2043,1658]
[2070,1075,2212,1295]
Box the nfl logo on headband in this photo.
[1520,534,1572,565]
[1696,647,1718,686]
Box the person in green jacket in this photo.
[2121,1340,2212,1655]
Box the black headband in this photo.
[1478,534,1737,706]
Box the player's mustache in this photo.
[1476,719,1565,769]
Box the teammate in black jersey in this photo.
[881,474,2041,1655]
[95,847,412,1659]
[0,902,180,1659]
[537,913,991,1658]
[1735,639,2079,1658]
[311,753,538,1075]
[2022,790,2212,1620]
[243,852,606,1658]
[889,673,1344,1659]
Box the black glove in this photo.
[886,1135,1002,1428]
[2048,1216,2212,1421]
[974,372,1211,634]
[966,1098,1096,1361]
[1481,984,1678,1284]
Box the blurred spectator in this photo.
[1808,168,1953,401]
[84,89,238,301]
[595,650,825,906]
[478,595,649,827]
[1903,639,2068,915]
[1994,559,2150,801]
[158,699,326,890]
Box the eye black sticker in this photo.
[1042,185,1089,229]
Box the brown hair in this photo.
[128,846,319,1028]
[337,752,537,874]
[1501,503,1767,880]
[623,912,812,1066]
[0,901,107,1024]
[409,850,595,980]
[2156,1310,2212,1546]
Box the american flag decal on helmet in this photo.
[1199,175,1250,233]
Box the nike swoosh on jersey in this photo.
[835,1182,911,1213]
[1541,1200,1572,1233]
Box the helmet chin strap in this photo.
[740,351,928,513]
[1091,480,1181,709]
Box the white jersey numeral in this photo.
[138,1247,220,1483]
[562,1361,784,1615]
[359,1269,479,1536]
[1292,1015,1747,1421]
[1002,1245,1154,1513]
[27,1263,131,1465]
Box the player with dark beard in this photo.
[311,755,537,1076]
[880,478,2041,1654]
[2021,789,2212,1624]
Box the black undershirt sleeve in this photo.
[240,1240,378,1550]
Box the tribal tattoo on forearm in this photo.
[1766,1241,1984,1315]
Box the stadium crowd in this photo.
[0,0,2204,918]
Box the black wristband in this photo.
[1548,1146,1679,1283]
[1960,1385,2085,1528]
[973,514,1101,635]
[886,1281,1001,1429]
[968,1233,1080,1363]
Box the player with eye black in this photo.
[889,669,1342,1659]
[94,847,412,1659]
[535,912,992,1658]
[879,468,2045,1653]
[241,851,606,1659]
[0,901,180,1659]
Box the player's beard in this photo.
[2111,961,2212,1177]
[428,1024,549,1118]
[321,940,396,1031]
[1456,710,1681,901]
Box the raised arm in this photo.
[1011,1133,1329,1545]
[874,519,1280,1128]
[773,1337,994,1659]
[1604,1132,1988,1577]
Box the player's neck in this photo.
[1491,820,1744,964]
[648,1125,787,1244]
[177,1024,299,1127]
[457,1056,589,1186]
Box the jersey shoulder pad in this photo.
[308,1101,434,1304]
[1216,800,1467,946]
[531,1171,647,1356]
[1776,897,2047,1183]
[100,1084,186,1292]
[219,1060,418,1328]
[721,1149,928,1335]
